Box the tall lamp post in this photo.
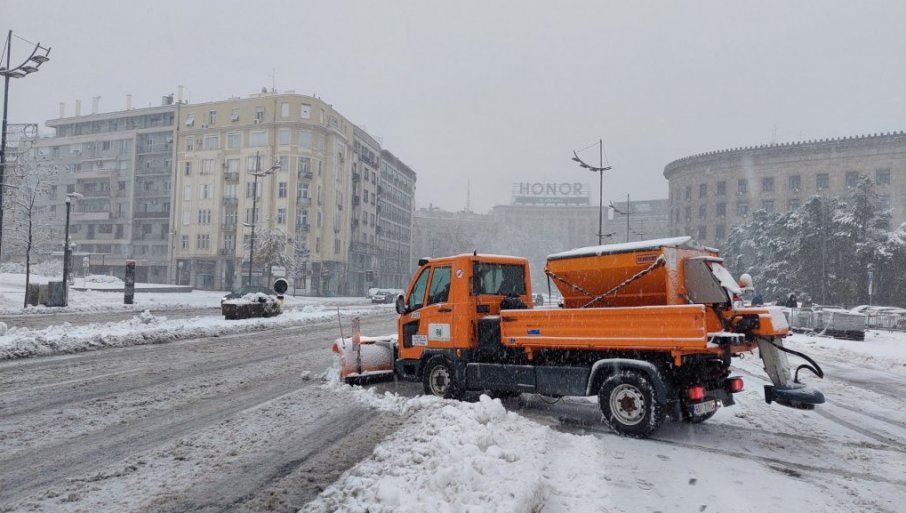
[0,30,51,261]
[571,139,612,245]
[609,194,632,243]
[62,192,82,305]
[246,151,280,287]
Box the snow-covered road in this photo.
[0,313,402,512]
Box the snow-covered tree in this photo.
[242,228,290,285]
[288,237,310,293]
[5,151,60,307]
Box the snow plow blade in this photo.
[331,317,396,384]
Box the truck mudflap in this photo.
[757,336,825,410]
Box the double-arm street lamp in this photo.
[0,30,51,260]
[245,151,280,287]
[571,139,612,245]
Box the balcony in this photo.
[296,223,310,233]
[298,170,313,181]
[72,211,112,221]
[222,223,237,231]
[220,248,234,256]
[222,197,239,207]
[224,172,239,182]
[137,143,172,155]
[297,197,311,207]
[134,210,169,219]
[80,189,112,198]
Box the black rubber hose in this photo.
[766,339,825,383]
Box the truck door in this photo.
[398,265,455,358]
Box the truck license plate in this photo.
[692,400,719,416]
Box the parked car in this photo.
[221,286,276,306]
[370,289,402,304]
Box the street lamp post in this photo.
[609,194,632,243]
[246,151,280,287]
[571,139,612,245]
[0,30,51,261]
[62,192,81,306]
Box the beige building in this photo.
[348,126,382,295]
[172,92,354,292]
[664,131,906,247]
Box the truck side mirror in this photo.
[395,294,408,315]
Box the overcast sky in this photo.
[5,0,905,213]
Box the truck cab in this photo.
[394,254,532,379]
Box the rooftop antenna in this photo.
[466,179,471,213]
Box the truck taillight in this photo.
[687,386,705,401]
[726,377,744,393]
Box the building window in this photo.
[255,106,265,122]
[716,202,726,218]
[198,209,212,224]
[204,135,218,150]
[183,185,191,201]
[186,137,194,151]
[224,234,235,250]
[715,225,726,240]
[181,235,189,249]
[246,182,260,198]
[737,202,748,217]
[761,177,774,193]
[278,155,289,172]
[185,114,195,127]
[226,159,239,174]
[208,110,217,125]
[737,179,748,194]
[231,108,240,122]
[277,208,287,224]
[788,198,801,211]
[278,182,287,198]
[201,184,211,199]
[879,194,891,210]
[816,173,829,190]
[227,132,241,148]
[279,128,291,146]
[201,159,215,175]
[697,226,707,240]
[762,200,774,213]
[876,168,891,187]
[250,130,267,147]
[183,210,190,225]
[698,204,707,219]
[184,162,192,176]
[334,238,341,254]
[247,155,260,172]
[246,208,258,224]
[845,171,861,188]
[301,104,311,119]
[684,186,692,201]
[684,206,691,222]
[716,180,726,196]
[699,183,707,198]
[788,175,801,192]
[299,129,312,148]
[196,234,210,249]
[281,102,290,118]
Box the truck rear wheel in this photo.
[598,370,665,438]
[423,356,463,399]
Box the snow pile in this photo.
[302,394,561,513]
[82,274,124,284]
[0,305,385,360]
[223,292,277,305]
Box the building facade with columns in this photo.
[664,131,906,247]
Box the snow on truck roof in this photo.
[547,236,710,261]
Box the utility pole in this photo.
[571,140,612,245]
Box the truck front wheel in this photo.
[423,357,463,399]
[598,370,665,438]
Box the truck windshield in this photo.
[473,263,526,296]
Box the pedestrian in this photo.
[785,293,798,308]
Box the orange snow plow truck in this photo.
[335,236,824,437]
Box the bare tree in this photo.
[288,237,310,294]
[5,150,60,307]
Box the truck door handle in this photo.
[438,307,452,312]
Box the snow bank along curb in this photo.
[308,375,617,513]
[0,306,389,360]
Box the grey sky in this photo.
[5,0,905,213]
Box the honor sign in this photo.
[512,182,591,206]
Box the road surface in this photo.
[0,312,400,513]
